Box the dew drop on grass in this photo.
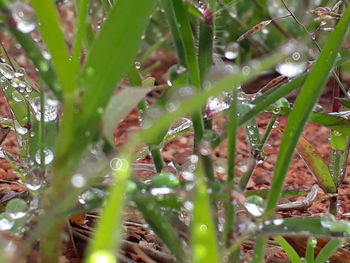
[88,250,116,263]
[276,61,307,77]
[0,213,14,231]
[224,42,239,60]
[6,198,28,219]
[35,148,54,165]
[150,187,173,196]
[273,218,284,225]
[12,91,23,102]
[14,120,28,135]
[0,63,15,79]
[9,2,36,33]
[71,174,86,188]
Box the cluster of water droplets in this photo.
[29,97,59,122]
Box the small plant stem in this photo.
[239,114,277,190]
[128,66,164,172]
[252,236,267,263]
[160,0,186,66]
[252,0,291,38]
[72,0,89,76]
[39,80,46,171]
[227,87,238,181]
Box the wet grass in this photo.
[0,0,350,262]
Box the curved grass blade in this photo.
[273,236,303,263]
[264,4,350,219]
[314,240,342,263]
[192,160,219,263]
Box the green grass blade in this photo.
[314,240,342,263]
[31,0,75,93]
[305,237,317,263]
[76,0,157,139]
[264,4,350,219]
[72,0,89,76]
[102,87,153,145]
[133,196,185,261]
[141,53,285,145]
[192,160,219,263]
[295,135,336,193]
[273,236,303,263]
[86,154,131,259]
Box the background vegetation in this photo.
[0,0,350,262]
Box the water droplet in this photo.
[0,213,14,230]
[12,91,23,102]
[0,63,15,79]
[244,202,264,217]
[150,187,174,196]
[9,2,36,33]
[13,120,28,135]
[242,66,251,75]
[134,61,141,69]
[224,42,239,60]
[30,98,59,122]
[273,218,284,225]
[35,148,54,165]
[276,62,307,77]
[6,198,28,219]
[71,174,86,188]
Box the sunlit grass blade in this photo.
[314,240,342,263]
[306,237,317,263]
[273,236,303,263]
[192,160,219,263]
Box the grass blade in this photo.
[314,240,342,263]
[295,135,336,193]
[273,236,303,263]
[192,160,219,263]
[264,4,350,218]
[31,0,75,93]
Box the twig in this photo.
[276,185,318,212]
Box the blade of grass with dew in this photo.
[192,160,219,263]
[73,0,157,146]
[86,152,132,262]
[305,237,317,263]
[273,236,303,263]
[0,1,62,98]
[295,135,336,193]
[55,0,157,177]
[141,52,286,145]
[31,0,75,93]
[264,4,350,219]
[171,0,205,147]
[133,196,185,261]
[314,240,343,263]
[254,6,350,261]
[127,66,164,172]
